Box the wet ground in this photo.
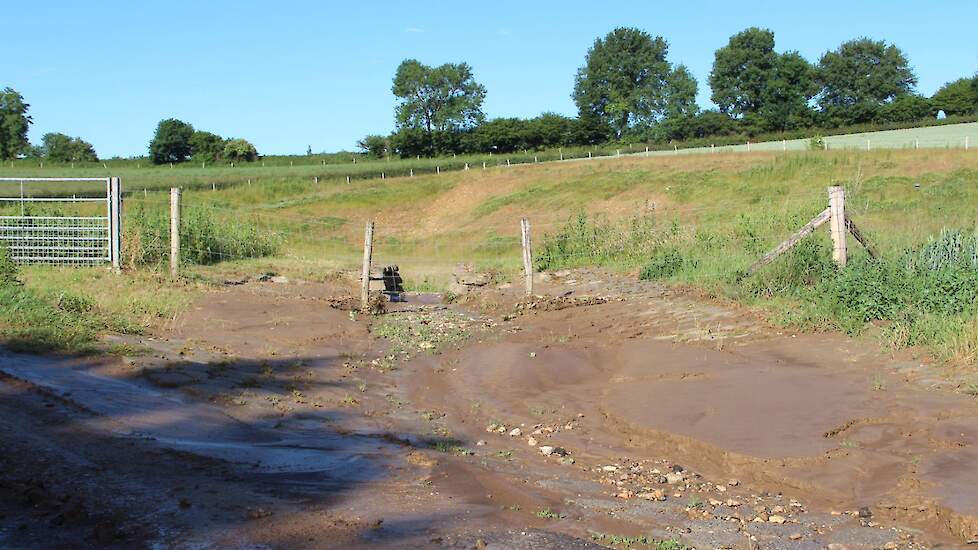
[0,270,976,548]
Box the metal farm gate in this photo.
[0,177,122,269]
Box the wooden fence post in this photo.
[170,188,181,278]
[360,222,374,310]
[828,186,847,267]
[109,177,122,272]
[520,218,533,296]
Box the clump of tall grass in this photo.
[124,204,280,268]
[535,211,664,271]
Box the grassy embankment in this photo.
[1,118,974,196]
[4,148,978,371]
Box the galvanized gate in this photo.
[0,177,121,268]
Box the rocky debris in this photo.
[325,292,386,314]
[511,295,614,317]
[637,489,667,501]
[255,273,288,284]
[665,472,685,484]
[508,428,522,437]
[448,264,494,296]
[247,507,272,519]
[486,423,509,435]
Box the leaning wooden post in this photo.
[360,222,375,311]
[169,188,181,278]
[745,208,831,276]
[828,186,847,268]
[520,217,533,296]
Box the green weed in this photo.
[534,508,563,520]
[590,533,689,549]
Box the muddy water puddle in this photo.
[0,350,402,492]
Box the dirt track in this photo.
[1,270,976,548]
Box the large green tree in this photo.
[149,118,194,164]
[817,38,916,113]
[392,59,486,134]
[574,27,692,139]
[931,77,978,116]
[40,132,98,162]
[664,65,699,120]
[357,135,389,158]
[709,28,779,116]
[760,52,820,131]
[709,28,817,131]
[0,88,32,160]
[189,130,225,162]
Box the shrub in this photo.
[639,247,684,279]
[817,229,978,327]
[56,292,96,314]
[0,244,18,286]
[809,134,825,150]
[821,257,910,323]
[535,212,660,272]
[223,138,258,162]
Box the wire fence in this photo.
[114,182,852,289]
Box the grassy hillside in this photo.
[5,148,978,368]
[1,121,975,196]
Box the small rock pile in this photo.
[484,416,583,465]
[448,264,495,296]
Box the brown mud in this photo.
[1,270,976,548]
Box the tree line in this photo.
[147,118,258,164]
[0,90,259,164]
[360,27,978,158]
[2,26,977,162]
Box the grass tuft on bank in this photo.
[0,248,193,353]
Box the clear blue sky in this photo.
[7,0,977,158]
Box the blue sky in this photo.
[7,1,977,158]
